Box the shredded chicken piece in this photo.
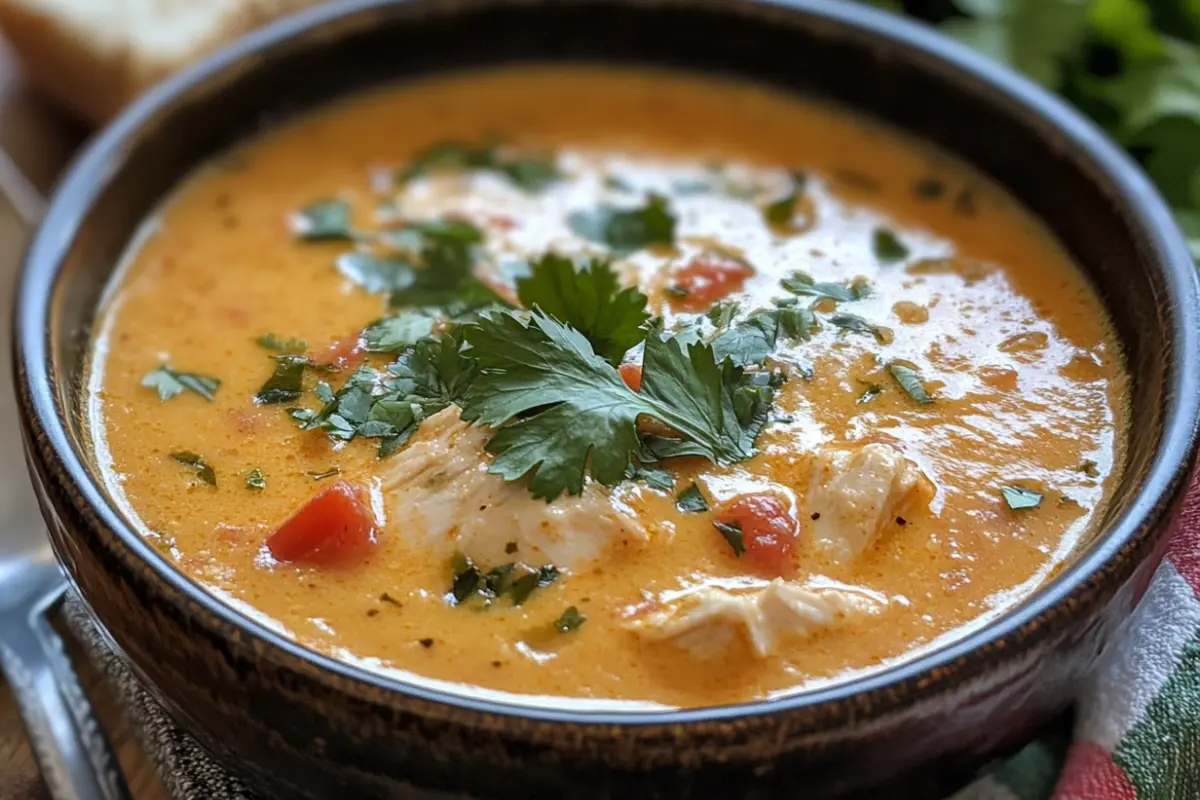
[628,579,887,659]
[807,442,934,563]
[379,408,647,569]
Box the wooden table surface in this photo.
[0,38,169,800]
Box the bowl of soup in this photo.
[14,0,1200,797]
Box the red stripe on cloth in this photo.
[1052,740,1136,800]
[1165,467,1200,594]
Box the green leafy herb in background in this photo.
[864,0,1200,260]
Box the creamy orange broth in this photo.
[87,66,1126,709]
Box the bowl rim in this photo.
[15,0,1200,726]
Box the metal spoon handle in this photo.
[0,598,132,800]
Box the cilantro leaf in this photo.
[888,362,934,405]
[255,355,307,405]
[459,310,770,499]
[780,271,869,302]
[553,606,586,632]
[336,252,416,294]
[567,193,676,253]
[713,520,745,557]
[829,312,891,344]
[762,171,808,229]
[142,366,221,402]
[361,311,439,353]
[625,463,676,493]
[308,467,341,481]
[872,227,910,263]
[396,139,561,192]
[516,253,650,365]
[256,333,306,353]
[1001,485,1044,509]
[675,483,710,513]
[245,468,266,490]
[172,451,216,486]
[289,199,354,241]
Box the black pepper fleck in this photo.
[419,638,434,649]
[366,609,380,617]
[913,178,945,199]
[896,516,907,526]
[810,512,821,521]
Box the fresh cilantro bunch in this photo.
[869,0,1200,259]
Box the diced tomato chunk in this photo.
[668,254,754,311]
[618,362,643,392]
[713,494,799,577]
[266,481,377,567]
[312,333,366,370]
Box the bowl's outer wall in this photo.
[14,1,1200,798]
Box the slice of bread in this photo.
[0,0,321,124]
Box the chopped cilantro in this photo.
[448,552,558,607]
[396,139,561,192]
[762,171,807,229]
[780,271,868,302]
[307,466,341,481]
[141,366,221,402]
[567,193,676,253]
[361,311,439,353]
[675,483,709,513]
[290,199,353,241]
[829,312,889,344]
[872,227,910,263]
[516,253,650,365]
[626,464,676,493]
[713,519,745,557]
[460,310,773,499]
[1001,485,1044,510]
[857,383,883,404]
[553,606,586,633]
[171,451,216,486]
[888,362,934,405]
[255,333,306,353]
[255,355,307,405]
[336,252,416,294]
[244,468,266,490]
[1077,459,1100,478]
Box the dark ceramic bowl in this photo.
[13,0,1200,797]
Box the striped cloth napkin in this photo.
[63,467,1200,799]
[961,469,1200,800]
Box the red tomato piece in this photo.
[618,361,643,392]
[668,254,754,312]
[266,481,377,567]
[713,494,799,577]
[312,333,366,370]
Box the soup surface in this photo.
[88,66,1127,709]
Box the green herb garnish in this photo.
[142,366,221,402]
[567,193,677,253]
[713,519,745,557]
[872,227,910,263]
[255,355,307,404]
[552,606,586,633]
[307,466,341,481]
[290,199,353,241]
[449,552,559,607]
[857,383,883,404]
[762,171,808,229]
[516,253,650,365]
[888,362,934,405]
[245,468,266,490]
[675,483,710,513]
[1001,485,1044,510]
[255,333,307,353]
[396,139,561,192]
[829,312,889,344]
[780,271,869,302]
[361,311,439,353]
[626,464,676,493]
[459,310,774,499]
[1077,459,1101,478]
[171,451,216,486]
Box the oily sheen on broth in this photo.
[86,66,1127,709]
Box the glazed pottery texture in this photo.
[13,1,1200,798]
